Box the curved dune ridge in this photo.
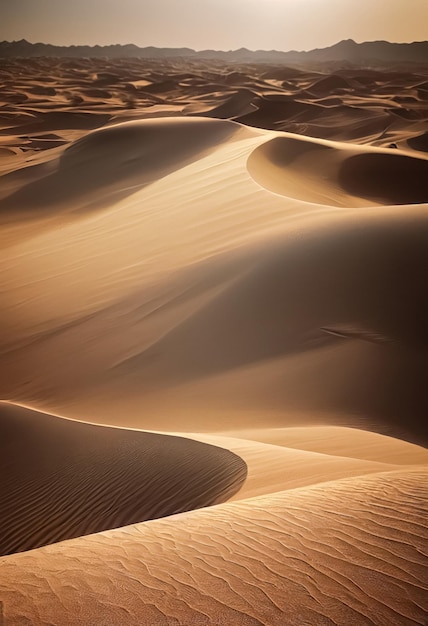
[217,425,428,465]
[1,468,426,625]
[247,134,428,206]
[181,430,428,500]
[0,403,247,556]
[0,116,243,217]
[60,115,241,181]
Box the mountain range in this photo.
[0,38,427,65]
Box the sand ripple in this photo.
[0,403,247,556]
[0,468,426,625]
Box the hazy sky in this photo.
[1,0,428,51]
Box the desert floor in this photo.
[0,58,427,625]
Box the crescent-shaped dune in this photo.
[0,403,247,556]
[247,134,428,206]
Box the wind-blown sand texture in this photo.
[1,469,427,625]
[0,403,247,556]
[1,58,428,625]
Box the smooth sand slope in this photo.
[1,116,428,443]
[180,430,428,500]
[217,425,428,464]
[1,468,427,625]
[0,403,246,556]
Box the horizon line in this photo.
[2,37,427,56]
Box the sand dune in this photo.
[1,57,427,625]
[1,115,428,443]
[1,468,426,625]
[1,58,427,150]
[177,432,402,499]
[0,117,242,220]
[408,130,428,151]
[247,134,428,206]
[0,403,246,555]
[216,425,428,465]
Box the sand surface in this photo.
[1,468,427,625]
[1,57,427,625]
[0,403,246,556]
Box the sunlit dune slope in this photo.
[216,425,428,465]
[0,117,243,219]
[1,468,426,625]
[179,432,401,500]
[0,402,247,556]
[187,426,428,503]
[1,117,428,444]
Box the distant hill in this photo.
[0,38,427,65]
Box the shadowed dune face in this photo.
[247,135,428,206]
[340,152,428,204]
[408,130,428,152]
[1,468,426,625]
[0,403,247,556]
[60,116,239,178]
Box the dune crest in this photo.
[247,134,428,206]
[0,403,247,556]
[1,117,243,220]
[216,425,428,465]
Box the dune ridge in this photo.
[1,117,243,220]
[172,432,404,500]
[1,467,426,625]
[247,134,428,206]
[215,425,428,465]
[1,58,427,158]
[0,403,247,556]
